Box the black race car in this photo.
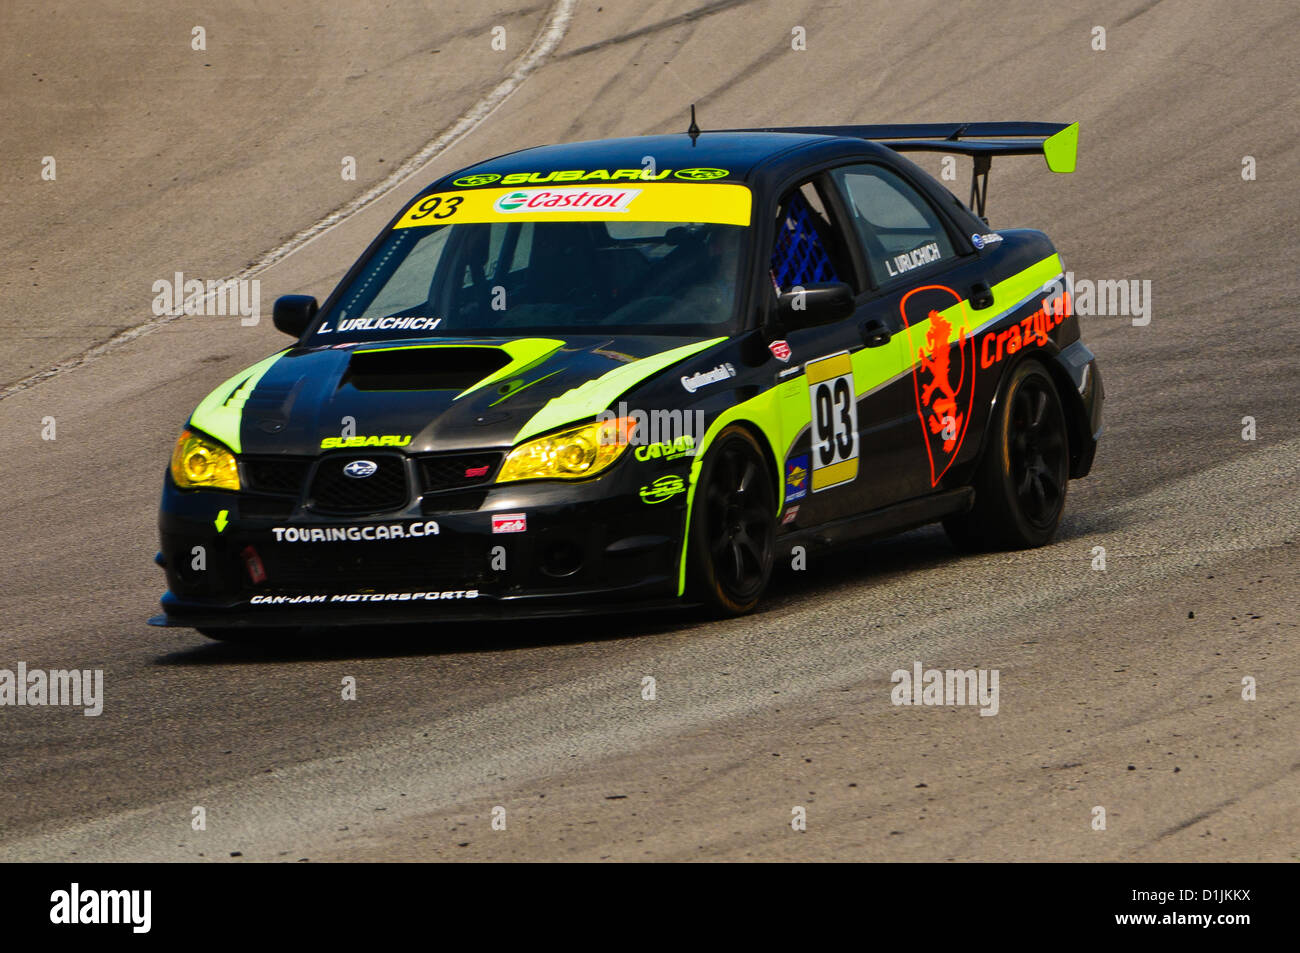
[151,120,1102,639]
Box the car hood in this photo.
[188,334,725,456]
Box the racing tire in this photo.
[944,360,1070,552]
[686,425,777,616]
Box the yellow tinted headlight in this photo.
[170,429,240,490]
[496,417,635,483]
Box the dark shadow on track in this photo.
[152,608,699,666]
[153,515,1105,665]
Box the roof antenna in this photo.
[687,103,700,144]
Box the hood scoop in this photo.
[343,346,512,392]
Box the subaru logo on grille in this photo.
[343,459,378,479]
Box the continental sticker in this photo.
[394,183,752,228]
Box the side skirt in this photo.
[778,487,975,556]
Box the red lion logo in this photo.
[900,285,977,486]
[918,310,965,453]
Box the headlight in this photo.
[496,417,635,483]
[170,429,240,490]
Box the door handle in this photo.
[969,282,994,310]
[860,319,893,347]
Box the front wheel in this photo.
[686,425,777,616]
[944,360,1070,551]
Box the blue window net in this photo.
[770,192,839,290]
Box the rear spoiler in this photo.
[715,121,1079,220]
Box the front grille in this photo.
[243,458,311,496]
[419,452,503,493]
[309,454,409,514]
[239,497,296,520]
[246,538,493,591]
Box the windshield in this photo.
[311,217,748,342]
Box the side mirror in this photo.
[776,282,854,330]
[272,295,318,338]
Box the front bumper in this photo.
[153,458,691,629]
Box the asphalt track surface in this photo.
[0,0,1296,862]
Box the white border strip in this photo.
[0,0,579,402]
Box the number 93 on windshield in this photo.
[404,194,464,221]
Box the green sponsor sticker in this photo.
[673,167,729,181]
[639,475,687,504]
[452,173,502,187]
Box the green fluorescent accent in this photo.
[513,338,727,444]
[489,369,563,407]
[674,254,1065,596]
[990,253,1064,314]
[214,509,229,533]
[1043,123,1078,173]
[189,350,288,454]
[456,338,566,399]
[849,334,909,397]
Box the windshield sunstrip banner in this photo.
[392,183,752,228]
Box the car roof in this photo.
[445,132,852,184]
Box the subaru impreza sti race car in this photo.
[151,121,1102,639]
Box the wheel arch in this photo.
[960,348,1085,485]
[1038,352,1092,478]
[677,406,787,596]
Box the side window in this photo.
[831,165,955,287]
[769,181,856,294]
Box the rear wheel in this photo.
[687,426,777,615]
[944,360,1070,551]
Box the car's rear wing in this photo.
[715,121,1079,220]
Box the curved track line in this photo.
[0,0,579,403]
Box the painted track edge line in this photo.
[0,0,580,403]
